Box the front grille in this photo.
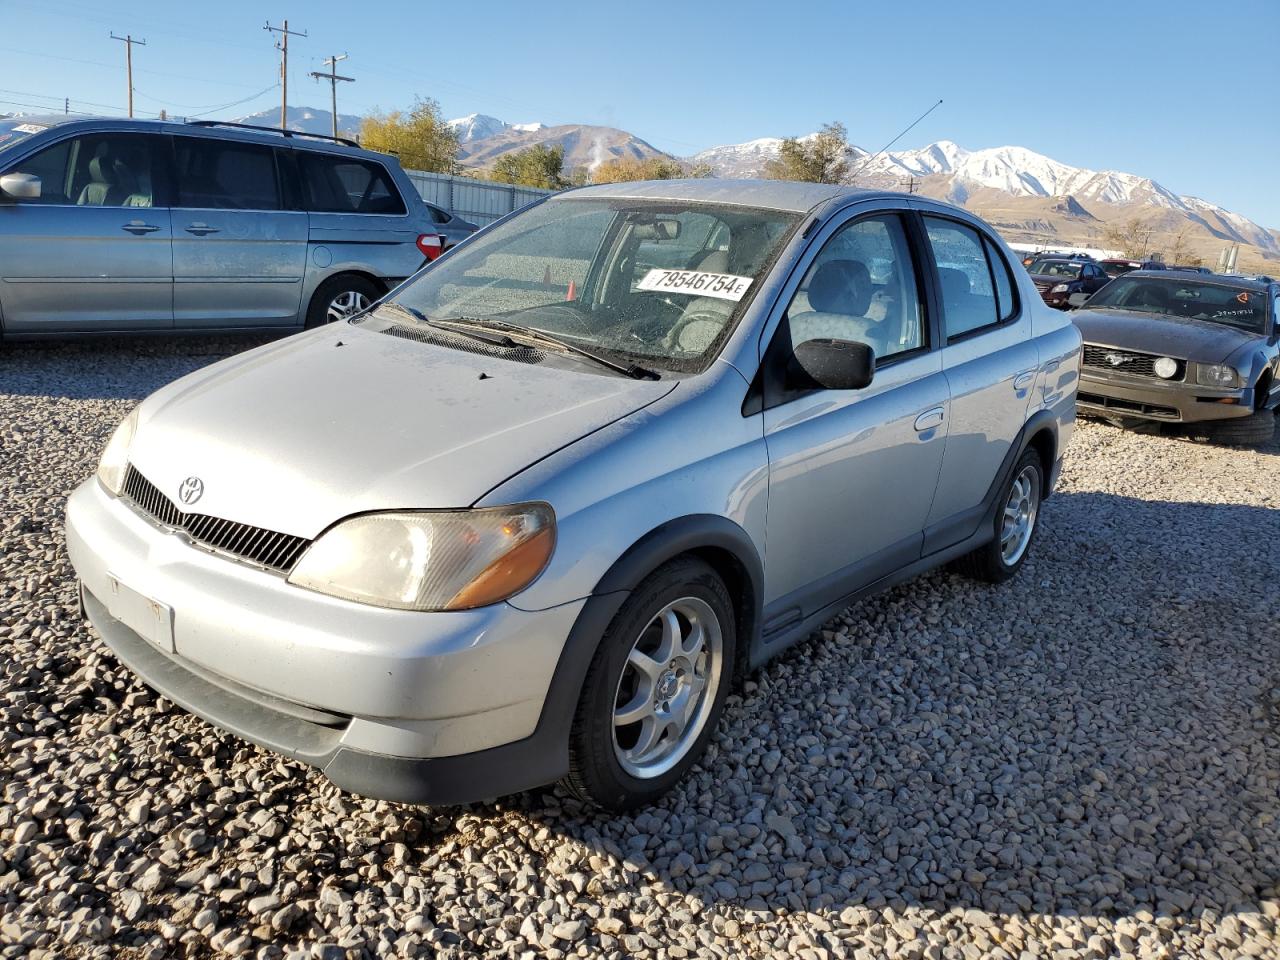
[121,466,310,574]
[1081,344,1185,381]
[1078,392,1181,420]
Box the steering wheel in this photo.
[662,307,731,354]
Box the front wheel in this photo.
[953,448,1043,584]
[563,557,736,811]
[1209,409,1276,447]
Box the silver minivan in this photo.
[0,116,475,334]
[66,179,1081,810]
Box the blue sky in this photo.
[4,0,1277,226]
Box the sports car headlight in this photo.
[1050,283,1071,294]
[1196,364,1238,388]
[288,504,555,611]
[96,408,139,496]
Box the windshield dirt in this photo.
[383,197,799,373]
[1082,277,1268,332]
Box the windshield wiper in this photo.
[432,316,661,380]
[377,302,521,348]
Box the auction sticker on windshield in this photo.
[637,269,753,302]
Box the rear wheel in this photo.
[563,557,735,811]
[953,448,1043,584]
[305,274,381,329]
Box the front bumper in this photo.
[65,478,587,801]
[1077,371,1255,423]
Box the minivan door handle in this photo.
[1013,372,1036,391]
[184,222,220,236]
[914,407,945,432]
[122,220,160,235]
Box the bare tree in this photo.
[1101,217,1157,259]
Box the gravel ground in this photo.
[2,338,1278,960]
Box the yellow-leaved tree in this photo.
[359,98,459,174]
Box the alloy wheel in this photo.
[325,290,370,323]
[1000,464,1040,565]
[612,596,723,779]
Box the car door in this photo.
[170,134,307,328]
[759,208,948,627]
[916,212,1039,550]
[1083,263,1108,295]
[0,130,172,332]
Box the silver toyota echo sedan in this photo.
[66,179,1081,810]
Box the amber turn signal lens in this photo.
[446,526,556,610]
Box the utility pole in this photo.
[110,33,146,118]
[899,175,919,194]
[308,54,354,139]
[264,19,307,130]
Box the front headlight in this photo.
[97,409,139,495]
[1196,364,1238,388]
[1153,356,1179,379]
[1050,283,1070,294]
[288,504,555,611]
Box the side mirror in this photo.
[788,338,875,391]
[0,172,40,200]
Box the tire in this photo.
[305,274,382,329]
[563,556,736,811]
[953,448,1044,584]
[1210,409,1276,446]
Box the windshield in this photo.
[383,197,799,373]
[1102,261,1138,278]
[1082,276,1269,332]
[1031,260,1082,278]
[0,119,57,158]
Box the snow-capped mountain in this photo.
[691,135,1278,253]
[231,106,363,138]
[446,113,545,143]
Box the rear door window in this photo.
[923,216,999,339]
[983,236,1018,321]
[174,137,280,210]
[299,153,406,215]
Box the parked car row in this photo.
[0,116,477,335]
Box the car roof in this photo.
[1126,269,1273,291]
[567,178,881,214]
[6,114,389,162]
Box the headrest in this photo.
[88,143,117,185]
[937,267,972,301]
[807,259,872,315]
[696,250,729,273]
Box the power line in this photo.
[264,19,307,130]
[309,54,354,139]
[109,32,146,118]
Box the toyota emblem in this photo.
[178,476,204,505]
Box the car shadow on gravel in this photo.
[1081,413,1280,458]
[501,490,1280,929]
[0,336,278,400]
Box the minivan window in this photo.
[924,217,1000,338]
[425,203,451,224]
[3,133,155,207]
[299,153,406,215]
[785,213,924,363]
[174,136,280,210]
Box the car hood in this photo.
[127,323,676,538]
[1072,308,1259,364]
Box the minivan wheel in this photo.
[305,275,382,329]
[953,448,1043,584]
[564,557,736,811]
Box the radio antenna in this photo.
[847,98,943,184]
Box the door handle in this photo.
[184,222,220,236]
[122,220,159,235]
[914,407,945,432]
[1013,372,1036,391]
